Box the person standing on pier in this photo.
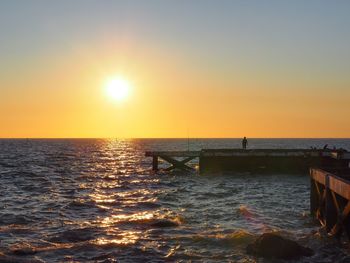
[242,137,248,149]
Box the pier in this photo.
[310,168,350,240]
[146,148,350,241]
[145,148,350,174]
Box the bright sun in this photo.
[105,77,131,102]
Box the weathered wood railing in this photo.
[145,151,200,171]
[310,168,350,240]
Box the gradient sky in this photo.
[1,0,350,138]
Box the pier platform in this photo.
[145,148,350,174]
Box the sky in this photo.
[0,0,350,138]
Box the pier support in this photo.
[310,168,350,241]
[161,156,196,171]
[327,176,350,239]
[152,156,158,171]
[145,151,200,172]
[310,172,319,217]
[325,176,337,234]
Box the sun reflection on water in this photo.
[83,140,160,249]
[100,211,155,226]
[94,230,141,246]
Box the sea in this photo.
[1,138,350,263]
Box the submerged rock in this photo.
[150,219,179,228]
[246,233,313,260]
[48,228,95,243]
[11,247,37,256]
[0,252,44,263]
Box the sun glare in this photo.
[105,77,131,102]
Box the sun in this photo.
[105,77,131,102]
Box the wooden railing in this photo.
[145,151,200,171]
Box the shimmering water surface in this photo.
[1,139,350,262]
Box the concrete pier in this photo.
[199,149,349,174]
[146,149,349,174]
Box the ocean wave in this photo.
[1,139,350,262]
[0,252,45,263]
[66,199,96,209]
[0,214,34,226]
[191,229,255,247]
[0,224,34,234]
[48,227,99,243]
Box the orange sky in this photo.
[1,1,350,138]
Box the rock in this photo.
[150,219,179,228]
[48,228,95,243]
[11,247,37,256]
[246,233,313,260]
[0,252,44,263]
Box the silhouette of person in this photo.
[242,137,248,149]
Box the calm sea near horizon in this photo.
[1,138,350,262]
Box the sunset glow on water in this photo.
[1,139,350,262]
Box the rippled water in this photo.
[1,138,350,262]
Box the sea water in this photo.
[0,138,350,262]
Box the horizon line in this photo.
[1,137,350,140]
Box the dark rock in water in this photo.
[0,252,44,263]
[150,219,179,228]
[246,233,313,260]
[48,228,95,243]
[11,247,37,256]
